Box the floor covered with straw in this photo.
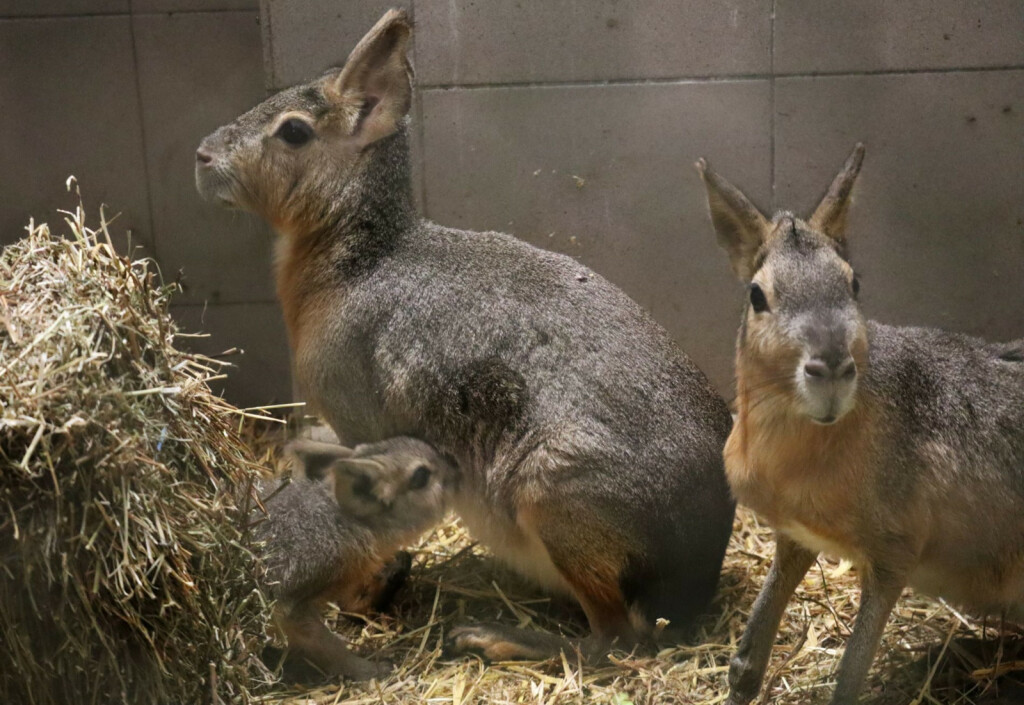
[259,503,1024,705]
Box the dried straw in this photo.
[265,480,1023,704]
[0,192,274,705]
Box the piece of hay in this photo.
[0,195,274,704]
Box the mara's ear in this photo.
[332,457,382,478]
[286,440,353,482]
[328,9,413,147]
[328,457,382,505]
[809,143,865,244]
[696,158,770,281]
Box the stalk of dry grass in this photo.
[0,193,275,704]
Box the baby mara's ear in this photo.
[286,440,354,482]
[331,456,407,514]
[325,8,413,148]
[287,440,386,509]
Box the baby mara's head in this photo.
[287,437,453,527]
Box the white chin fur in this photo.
[796,375,857,425]
[195,166,237,206]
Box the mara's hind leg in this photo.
[275,602,391,681]
[447,500,641,662]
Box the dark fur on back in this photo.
[866,323,1024,524]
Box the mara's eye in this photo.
[749,282,769,313]
[275,118,314,146]
[852,275,861,298]
[350,474,374,499]
[408,465,431,490]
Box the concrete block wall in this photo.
[263,0,1024,396]
[4,2,1022,409]
[0,0,290,408]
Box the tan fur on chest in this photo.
[726,373,877,560]
[274,233,335,357]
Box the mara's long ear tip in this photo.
[286,439,354,481]
[379,7,413,32]
[695,159,736,197]
[848,142,866,168]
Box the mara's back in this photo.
[867,321,1024,480]
[865,322,1024,608]
[304,221,731,465]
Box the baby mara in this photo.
[701,145,1024,705]
[254,437,453,681]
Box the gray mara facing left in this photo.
[196,9,734,660]
[700,145,1024,705]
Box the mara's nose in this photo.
[804,356,856,381]
[195,147,213,165]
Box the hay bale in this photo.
[0,198,273,704]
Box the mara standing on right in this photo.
[698,145,1024,705]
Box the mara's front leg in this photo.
[727,533,818,705]
[829,565,906,705]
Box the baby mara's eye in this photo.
[408,465,431,490]
[852,274,861,298]
[749,282,769,313]
[275,118,315,147]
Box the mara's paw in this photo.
[445,623,568,662]
[445,624,525,662]
[389,549,413,576]
[370,550,414,613]
[380,550,413,591]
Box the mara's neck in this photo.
[273,126,417,348]
[729,353,875,481]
